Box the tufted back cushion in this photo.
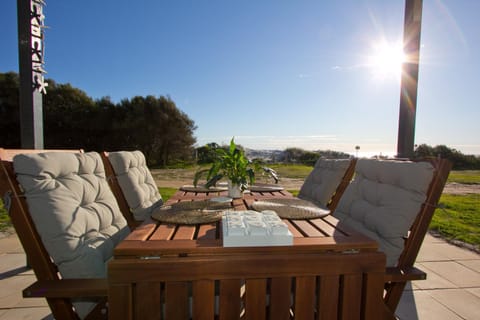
[13,151,130,318]
[108,151,163,221]
[333,159,434,267]
[298,159,352,207]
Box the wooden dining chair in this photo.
[296,157,357,211]
[101,151,163,228]
[332,157,452,318]
[247,158,357,221]
[1,150,130,320]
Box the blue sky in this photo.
[1,1,479,156]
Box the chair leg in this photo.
[84,297,108,320]
[382,301,399,320]
[47,298,79,320]
[384,282,407,314]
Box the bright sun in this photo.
[367,41,406,80]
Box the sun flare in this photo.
[367,41,405,80]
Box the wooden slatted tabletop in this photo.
[113,188,379,258]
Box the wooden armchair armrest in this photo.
[385,266,427,283]
[23,279,108,298]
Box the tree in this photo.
[284,148,304,163]
[196,143,221,164]
[0,72,197,166]
[43,80,96,149]
[0,72,20,147]
[414,144,480,169]
[116,95,197,166]
[299,151,320,166]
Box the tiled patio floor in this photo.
[1,231,479,319]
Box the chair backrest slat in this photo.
[327,158,357,211]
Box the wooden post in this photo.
[397,0,423,158]
[17,0,46,149]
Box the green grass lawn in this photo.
[0,202,9,232]
[431,194,480,247]
[159,187,177,202]
[268,164,313,179]
[447,170,480,184]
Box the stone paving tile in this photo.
[15,297,48,309]
[412,263,457,290]
[417,241,480,262]
[466,287,480,299]
[0,275,39,309]
[396,290,463,320]
[0,253,27,276]
[0,307,53,320]
[18,269,34,276]
[429,288,480,320]
[420,261,480,287]
[458,259,480,273]
[0,234,23,255]
[423,233,449,244]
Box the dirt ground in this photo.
[443,182,480,195]
[151,169,480,195]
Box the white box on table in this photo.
[222,210,293,247]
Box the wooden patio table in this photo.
[108,188,387,320]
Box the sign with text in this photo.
[30,0,47,94]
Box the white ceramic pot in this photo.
[227,180,243,199]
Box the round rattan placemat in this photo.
[251,198,330,220]
[151,200,231,225]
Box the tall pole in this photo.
[17,0,47,149]
[397,0,423,158]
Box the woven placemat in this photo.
[251,198,330,220]
[151,200,231,225]
[180,184,228,192]
[248,184,284,192]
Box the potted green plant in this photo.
[193,138,258,198]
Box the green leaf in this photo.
[193,169,210,186]
[205,174,223,188]
[229,137,236,155]
[246,168,255,184]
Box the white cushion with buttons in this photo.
[333,158,434,267]
[13,151,130,319]
[108,151,163,221]
[298,158,352,207]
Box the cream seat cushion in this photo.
[298,158,352,207]
[333,159,434,267]
[108,151,163,221]
[13,151,130,319]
